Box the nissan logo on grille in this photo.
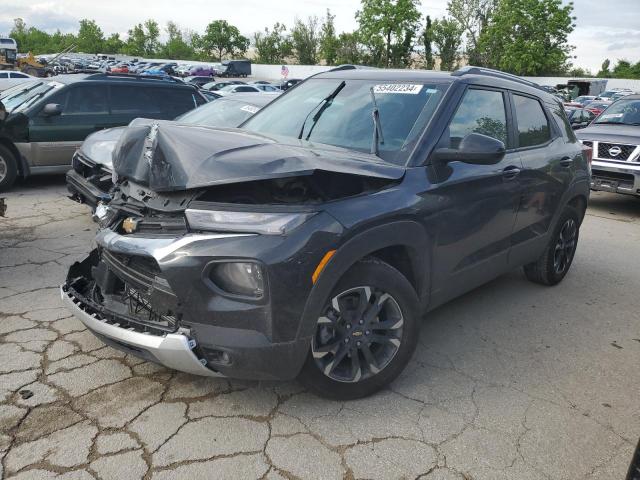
[608,146,622,157]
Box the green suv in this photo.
[0,73,206,191]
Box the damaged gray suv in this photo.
[62,67,591,399]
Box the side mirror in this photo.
[432,132,506,165]
[42,103,62,117]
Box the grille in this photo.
[121,284,177,330]
[597,143,636,161]
[102,250,161,290]
[581,141,593,149]
[100,250,179,331]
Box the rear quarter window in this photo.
[513,94,552,148]
[151,88,199,118]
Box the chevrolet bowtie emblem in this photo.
[122,217,139,234]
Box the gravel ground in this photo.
[0,176,638,480]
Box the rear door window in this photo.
[445,88,508,149]
[110,85,161,116]
[513,94,551,148]
[0,72,9,79]
[63,85,108,115]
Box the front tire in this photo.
[298,258,420,400]
[524,205,580,286]
[0,144,18,192]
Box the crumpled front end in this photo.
[61,195,343,380]
[62,247,222,377]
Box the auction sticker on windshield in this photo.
[373,84,423,94]
[241,105,260,114]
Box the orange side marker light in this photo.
[312,250,336,284]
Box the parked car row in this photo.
[0,73,207,190]
[58,66,591,400]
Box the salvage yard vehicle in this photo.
[67,92,279,209]
[0,73,206,191]
[565,107,596,130]
[577,94,640,197]
[201,80,246,91]
[584,100,612,117]
[62,67,590,399]
[0,71,38,91]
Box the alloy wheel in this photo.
[553,218,577,275]
[311,286,404,383]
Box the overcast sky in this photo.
[1,0,639,72]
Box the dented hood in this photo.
[112,119,405,192]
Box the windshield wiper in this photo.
[12,88,51,113]
[370,87,384,156]
[298,81,346,141]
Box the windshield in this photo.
[594,98,640,125]
[0,81,60,113]
[242,78,447,165]
[175,99,262,128]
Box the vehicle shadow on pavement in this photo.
[587,191,640,222]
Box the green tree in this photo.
[202,20,249,61]
[50,30,77,52]
[291,16,320,65]
[432,17,463,70]
[568,66,591,77]
[123,20,161,57]
[597,58,611,78]
[422,15,435,69]
[447,0,497,65]
[477,0,575,76]
[124,24,147,56]
[77,19,104,53]
[161,22,195,59]
[320,10,339,65]
[10,18,53,54]
[253,23,293,64]
[143,19,161,56]
[334,32,364,65]
[608,60,640,79]
[103,33,124,54]
[355,0,422,67]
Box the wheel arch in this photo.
[297,220,432,340]
[0,137,24,177]
[567,193,588,224]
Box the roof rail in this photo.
[85,73,185,84]
[452,66,542,90]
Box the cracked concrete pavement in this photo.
[1,176,638,480]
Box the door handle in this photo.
[559,157,573,167]
[502,166,521,180]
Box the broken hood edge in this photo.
[112,119,406,192]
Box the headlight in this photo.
[185,209,314,235]
[209,262,265,297]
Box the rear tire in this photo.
[298,258,420,400]
[524,205,580,286]
[0,144,18,192]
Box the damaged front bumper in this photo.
[60,284,222,377]
[62,214,341,380]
